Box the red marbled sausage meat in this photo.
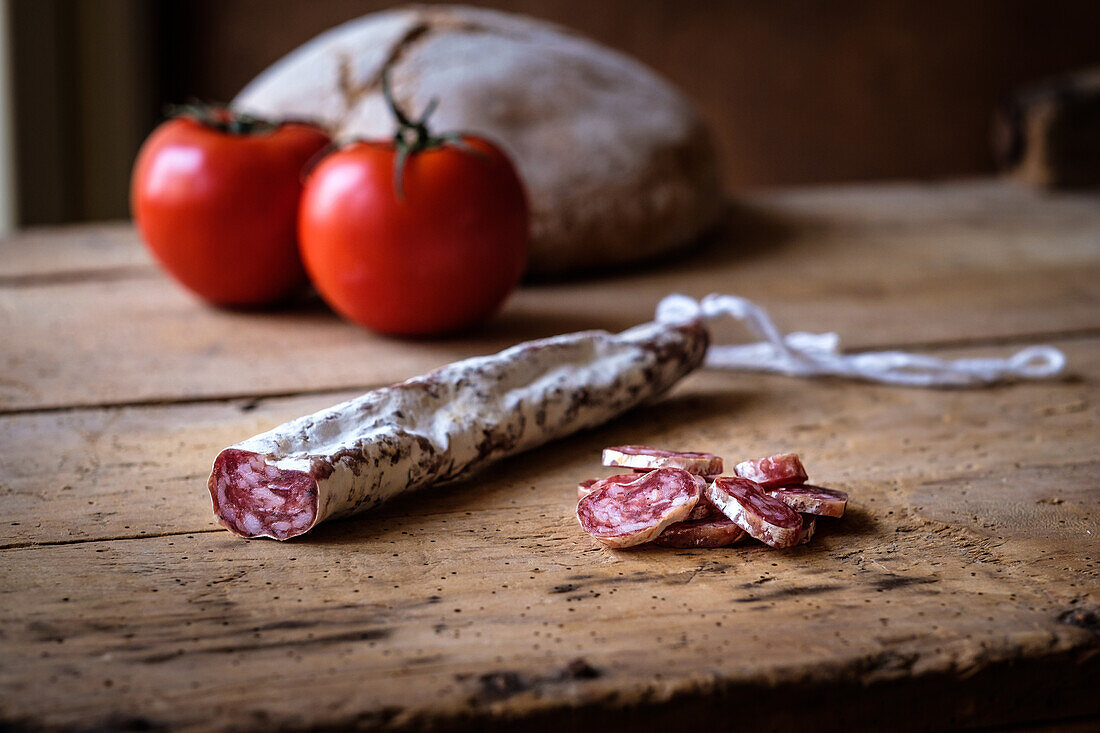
[209,321,707,540]
[797,514,817,545]
[577,474,642,500]
[685,500,718,522]
[579,473,714,522]
[704,476,803,548]
[653,515,747,548]
[684,475,718,520]
[580,471,717,517]
[766,485,848,517]
[576,468,701,548]
[602,445,723,475]
[733,453,808,488]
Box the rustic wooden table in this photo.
[1,181,1097,731]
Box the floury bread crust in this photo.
[209,321,708,540]
[232,5,723,276]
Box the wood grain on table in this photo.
[1,181,1097,731]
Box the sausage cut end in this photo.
[209,449,319,540]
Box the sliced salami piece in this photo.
[630,471,722,486]
[577,472,712,505]
[704,476,803,549]
[765,485,848,517]
[576,468,701,548]
[798,514,817,545]
[577,474,642,500]
[685,475,718,520]
[209,320,708,540]
[653,515,747,548]
[602,445,723,476]
[733,453,808,488]
[685,500,718,521]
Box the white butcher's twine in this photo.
[655,294,1066,388]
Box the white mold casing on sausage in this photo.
[208,320,708,539]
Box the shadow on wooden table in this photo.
[817,504,878,541]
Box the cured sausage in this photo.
[209,320,708,539]
[580,473,715,521]
[653,515,746,548]
[798,514,817,545]
[765,485,848,517]
[704,476,803,549]
[733,453,808,488]
[685,475,718,520]
[576,468,701,548]
[577,474,642,500]
[602,445,723,475]
[685,498,718,521]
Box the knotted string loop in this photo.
[655,294,1066,387]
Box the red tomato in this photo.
[131,111,330,306]
[298,136,528,336]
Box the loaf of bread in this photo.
[233,5,723,277]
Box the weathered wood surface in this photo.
[2,339,1096,548]
[0,222,152,283]
[2,181,1099,413]
[0,180,1098,731]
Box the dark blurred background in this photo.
[7,0,1100,227]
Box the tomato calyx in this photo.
[382,71,479,199]
[169,104,281,136]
